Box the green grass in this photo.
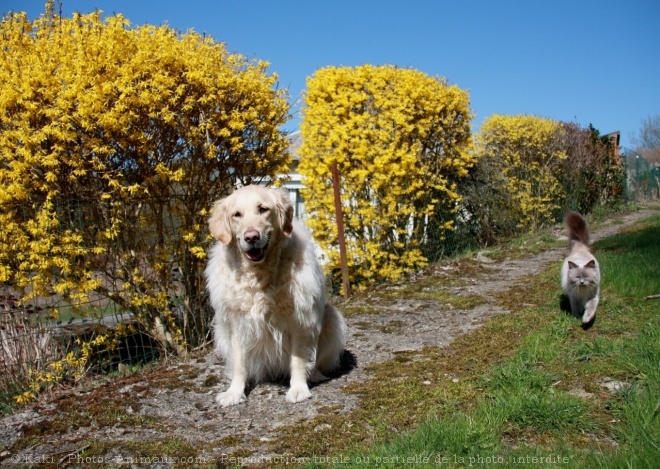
[302,215,660,468]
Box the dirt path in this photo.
[1,207,657,466]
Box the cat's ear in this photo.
[585,260,596,269]
[568,261,578,269]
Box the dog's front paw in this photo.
[215,389,246,407]
[286,384,312,403]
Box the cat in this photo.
[561,212,600,324]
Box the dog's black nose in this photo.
[244,230,260,244]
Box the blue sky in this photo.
[4,0,659,148]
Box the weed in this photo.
[202,373,221,388]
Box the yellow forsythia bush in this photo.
[0,2,290,402]
[298,65,474,288]
[475,115,567,231]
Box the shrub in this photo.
[298,65,474,288]
[558,123,625,214]
[0,2,290,403]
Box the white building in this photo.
[281,131,307,219]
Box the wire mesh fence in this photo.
[0,196,212,410]
[621,148,660,201]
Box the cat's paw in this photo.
[582,310,596,324]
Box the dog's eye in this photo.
[259,206,269,214]
[232,211,242,218]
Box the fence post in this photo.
[331,163,351,300]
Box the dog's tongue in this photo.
[246,247,265,262]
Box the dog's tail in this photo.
[566,211,589,246]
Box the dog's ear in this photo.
[276,189,294,237]
[208,198,232,245]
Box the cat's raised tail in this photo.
[566,211,590,246]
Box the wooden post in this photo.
[331,163,351,300]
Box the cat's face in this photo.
[567,260,599,288]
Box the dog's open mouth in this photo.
[245,245,267,262]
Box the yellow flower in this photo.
[13,391,36,405]
[190,246,207,259]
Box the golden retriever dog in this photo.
[205,185,346,406]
